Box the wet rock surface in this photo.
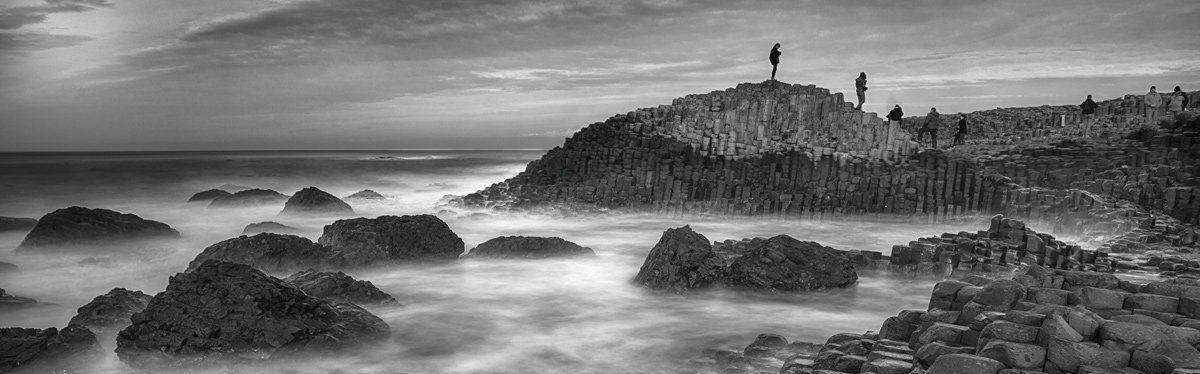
[67,288,152,332]
[281,187,354,215]
[632,226,725,293]
[241,221,301,235]
[465,236,595,259]
[115,260,390,369]
[16,206,179,250]
[187,233,334,273]
[208,188,289,207]
[318,215,465,266]
[0,325,100,373]
[284,269,398,305]
[0,217,36,232]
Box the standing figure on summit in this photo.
[1144,86,1162,122]
[886,105,904,127]
[1168,86,1186,116]
[769,43,781,81]
[952,114,968,146]
[1079,94,1098,137]
[918,107,940,148]
[855,72,868,110]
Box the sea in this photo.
[0,150,1002,373]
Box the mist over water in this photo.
[1,151,1015,373]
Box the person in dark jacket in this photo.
[886,105,903,128]
[953,114,968,146]
[769,43,781,81]
[918,107,940,148]
[855,72,867,110]
[1080,94,1098,137]
[1178,86,1190,109]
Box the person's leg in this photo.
[856,91,865,110]
[771,64,777,81]
[931,130,938,148]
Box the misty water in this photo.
[0,151,1023,373]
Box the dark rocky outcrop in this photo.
[723,235,858,291]
[318,215,464,266]
[208,189,288,208]
[186,233,333,274]
[632,226,725,293]
[0,288,37,309]
[344,190,386,200]
[465,236,595,259]
[241,221,300,235]
[16,207,179,251]
[115,260,390,369]
[0,325,100,373]
[280,187,354,215]
[284,269,398,305]
[67,288,152,332]
[0,217,36,232]
[186,189,232,203]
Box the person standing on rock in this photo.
[918,107,940,148]
[952,114,968,146]
[1144,86,1163,122]
[1168,87,1186,116]
[886,105,903,127]
[769,43,781,81]
[1079,94,1098,137]
[1177,86,1190,109]
[854,72,867,110]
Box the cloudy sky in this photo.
[1,0,1197,151]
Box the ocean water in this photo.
[0,151,1004,373]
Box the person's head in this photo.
[773,43,780,49]
[1175,86,1183,92]
[859,72,866,78]
[931,107,937,112]
[1151,86,1157,92]
[894,105,901,109]
[1087,94,1092,99]
[960,114,966,119]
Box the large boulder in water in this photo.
[318,215,464,266]
[723,235,857,291]
[0,217,37,232]
[186,233,334,274]
[241,221,300,235]
[0,325,100,373]
[16,207,179,251]
[186,189,232,203]
[632,226,725,293]
[466,236,595,259]
[284,269,399,305]
[208,189,288,208]
[344,190,386,200]
[67,288,152,332]
[280,187,354,215]
[115,260,390,369]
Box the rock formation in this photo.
[317,215,464,266]
[241,221,300,235]
[67,288,152,332]
[0,217,36,232]
[0,325,100,373]
[186,233,333,274]
[723,235,858,291]
[345,189,386,200]
[284,269,399,305]
[115,260,390,369]
[16,206,179,251]
[186,189,232,203]
[465,236,595,259]
[0,288,37,309]
[280,187,354,215]
[632,226,727,293]
[208,189,288,208]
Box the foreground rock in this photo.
[280,187,354,215]
[344,190,386,200]
[187,233,333,273]
[0,288,37,309]
[208,189,288,208]
[466,236,595,259]
[284,269,398,305]
[723,235,858,291]
[16,207,179,251]
[632,226,725,293]
[115,260,390,369]
[67,288,152,332]
[318,215,464,266]
[0,325,100,373]
[241,221,300,235]
[186,189,232,203]
[0,217,36,232]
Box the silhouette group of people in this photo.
[1077,85,1189,136]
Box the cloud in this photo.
[0,0,111,50]
[0,32,91,50]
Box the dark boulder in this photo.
[0,217,36,232]
[723,235,858,291]
[186,189,232,203]
[466,236,595,259]
[318,215,464,266]
[16,207,179,251]
[280,187,354,215]
[241,221,300,235]
[632,226,725,293]
[0,325,100,373]
[208,189,288,208]
[186,233,333,274]
[67,288,152,332]
[284,269,399,305]
[0,288,37,309]
[344,190,386,200]
[115,260,390,369]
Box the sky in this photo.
[0,0,1198,151]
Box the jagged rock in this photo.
[241,221,300,235]
[927,353,1004,374]
[318,215,464,266]
[465,236,595,259]
[0,288,37,309]
[283,269,398,305]
[186,189,232,203]
[280,187,354,215]
[187,233,333,273]
[0,325,100,373]
[67,288,152,332]
[208,189,288,207]
[632,226,724,293]
[16,207,179,250]
[0,217,36,232]
[115,260,390,369]
[344,190,386,200]
[723,235,857,291]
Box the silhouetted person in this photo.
[855,72,867,110]
[1145,86,1162,121]
[886,105,903,127]
[1169,86,1186,115]
[769,43,781,81]
[1178,86,1190,109]
[953,114,968,146]
[918,107,940,148]
[1080,94,1098,137]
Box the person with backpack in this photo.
[952,114,968,146]
[769,43,781,81]
[1079,94,1098,137]
[1169,86,1186,115]
[917,107,940,148]
[886,105,904,127]
[855,72,867,110]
